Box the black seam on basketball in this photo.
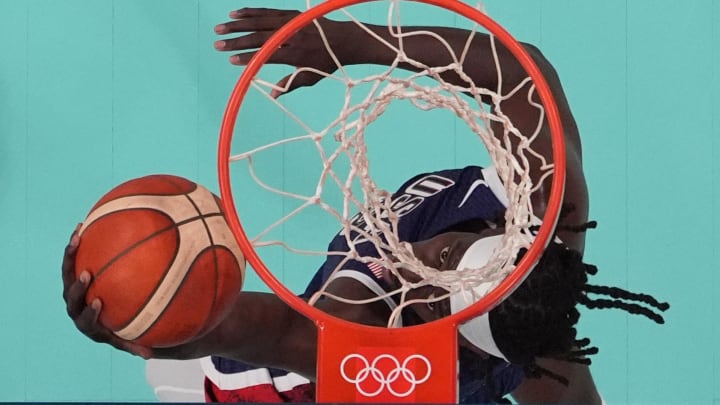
[181,192,221,331]
[90,209,226,280]
[90,210,224,286]
[131,244,228,343]
[107,211,226,333]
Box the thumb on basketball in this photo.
[89,299,154,359]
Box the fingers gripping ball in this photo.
[75,174,245,348]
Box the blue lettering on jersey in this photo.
[348,174,455,244]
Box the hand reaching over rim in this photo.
[214,7,359,97]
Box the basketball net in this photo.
[218,0,565,402]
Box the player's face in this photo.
[397,228,504,322]
[410,228,504,271]
[399,229,505,356]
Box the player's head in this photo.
[443,222,670,383]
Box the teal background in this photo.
[0,0,718,403]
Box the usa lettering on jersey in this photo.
[348,174,455,243]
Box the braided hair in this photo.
[488,219,670,388]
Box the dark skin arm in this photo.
[511,358,602,404]
[64,228,388,379]
[213,8,595,404]
[63,8,595,403]
[214,8,588,252]
[153,276,391,378]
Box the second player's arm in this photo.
[151,277,389,380]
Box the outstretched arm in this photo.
[153,276,391,378]
[63,9,595,403]
[63,225,388,380]
[511,357,602,404]
[214,9,598,404]
[215,8,588,252]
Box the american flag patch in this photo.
[367,262,387,279]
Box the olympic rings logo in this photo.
[340,353,432,397]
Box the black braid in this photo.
[484,216,670,391]
[489,246,594,381]
[449,206,669,399]
[584,284,671,311]
[578,296,667,324]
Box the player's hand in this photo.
[62,224,153,359]
[214,8,353,97]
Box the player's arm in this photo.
[153,276,391,379]
[511,357,602,405]
[215,9,597,403]
[215,8,588,252]
[63,228,387,380]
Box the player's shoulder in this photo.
[396,165,488,192]
[413,165,487,179]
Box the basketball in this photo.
[75,174,245,348]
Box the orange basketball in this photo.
[75,174,245,348]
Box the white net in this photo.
[226,0,555,328]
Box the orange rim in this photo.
[218,0,566,335]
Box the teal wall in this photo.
[1,0,718,403]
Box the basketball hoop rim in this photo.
[217,0,566,333]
